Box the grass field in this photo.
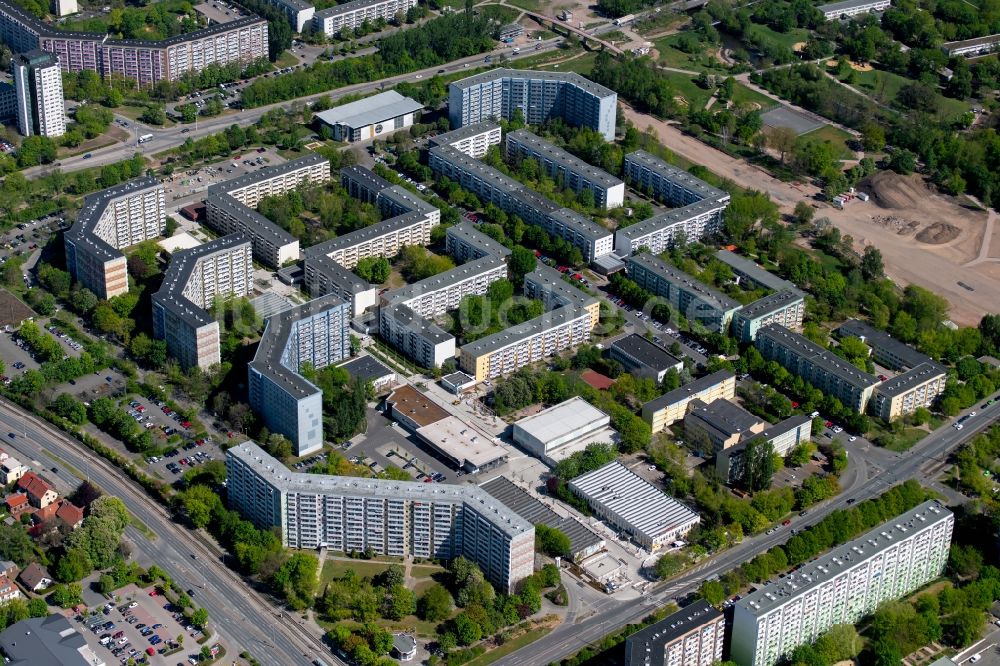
[653,34,726,73]
[274,51,299,68]
[504,0,541,10]
[797,125,855,160]
[464,628,553,666]
[658,70,713,111]
[732,83,776,109]
[852,67,970,118]
[411,564,444,578]
[746,24,810,51]
[533,52,599,76]
[320,560,395,585]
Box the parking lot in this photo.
[161,147,286,204]
[345,406,460,484]
[77,583,214,665]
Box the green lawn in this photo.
[658,70,713,112]
[653,34,725,73]
[274,51,299,68]
[533,52,598,76]
[732,83,776,110]
[411,564,444,579]
[746,24,810,51]
[797,125,855,161]
[504,0,541,10]
[883,428,928,452]
[320,560,395,584]
[464,627,553,666]
[851,67,969,119]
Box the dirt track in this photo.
[621,104,998,326]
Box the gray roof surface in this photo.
[450,68,616,100]
[65,177,162,262]
[382,303,453,343]
[228,442,533,538]
[686,398,763,438]
[615,198,729,243]
[305,209,427,257]
[152,232,250,328]
[759,324,880,390]
[306,253,373,294]
[627,253,741,311]
[458,304,589,357]
[836,319,932,369]
[625,600,722,665]
[506,129,624,188]
[714,249,800,293]
[625,150,728,203]
[525,263,599,310]
[314,90,424,129]
[875,362,946,397]
[429,121,501,147]
[209,153,328,198]
[609,333,682,371]
[513,396,609,443]
[738,289,804,320]
[248,294,349,400]
[314,0,407,17]
[206,191,298,247]
[384,254,507,308]
[340,164,392,195]
[569,461,699,542]
[942,33,1000,49]
[642,370,735,412]
[447,222,513,258]
[0,614,92,666]
[480,475,603,556]
[818,0,888,13]
[338,354,395,383]
[737,500,950,617]
[547,206,612,243]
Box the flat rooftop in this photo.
[447,221,512,258]
[459,303,590,357]
[818,0,888,12]
[760,324,880,390]
[65,176,163,262]
[514,396,609,443]
[228,442,533,539]
[506,129,624,189]
[736,500,951,617]
[205,191,298,247]
[643,370,735,412]
[569,461,700,543]
[417,415,507,469]
[687,399,763,438]
[625,150,728,203]
[625,600,722,665]
[314,90,424,130]
[616,198,729,244]
[387,384,449,427]
[450,68,617,100]
[480,475,604,557]
[337,354,395,383]
[430,122,501,146]
[875,362,947,397]
[525,263,599,310]
[610,333,682,370]
[209,153,328,198]
[384,255,507,309]
[836,319,932,369]
[627,253,741,312]
[381,303,454,344]
[714,249,800,293]
[340,164,392,195]
[738,289,804,320]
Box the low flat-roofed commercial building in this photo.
[480,475,604,562]
[626,253,741,333]
[835,319,932,370]
[312,0,417,36]
[386,385,507,471]
[818,0,890,20]
[152,233,253,370]
[733,290,805,343]
[569,461,700,550]
[441,371,477,394]
[248,294,351,456]
[756,324,880,413]
[714,249,799,293]
[0,614,105,666]
[512,397,615,466]
[609,333,683,383]
[64,177,165,299]
[731,500,953,666]
[314,90,423,142]
[446,221,513,263]
[226,441,534,593]
[448,68,617,141]
[505,129,625,209]
[642,370,736,433]
[685,399,765,452]
[943,33,1000,56]
[338,354,396,393]
[429,122,502,159]
[869,362,947,421]
[624,599,724,666]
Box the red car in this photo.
[181,421,191,429]
[782,519,791,526]
[825,421,833,428]
[791,401,799,408]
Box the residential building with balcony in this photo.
[429,121,502,159]
[624,600,725,666]
[641,370,736,433]
[626,253,741,333]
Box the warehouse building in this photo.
[731,500,953,666]
[642,370,736,434]
[314,90,423,142]
[64,177,165,300]
[505,129,625,209]
[429,121,502,159]
[608,334,683,383]
[226,441,534,593]
[626,253,741,333]
[756,324,880,413]
[152,233,253,370]
[624,600,725,666]
[480,475,604,562]
[569,461,700,550]
[248,294,352,456]
[448,68,618,141]
[512,397,616,466]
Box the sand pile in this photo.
[916,222,961,244]
[860,172,933,210]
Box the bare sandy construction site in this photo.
[619,104,997,327]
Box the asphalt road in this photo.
[494,398,1000,666]
[0,399,334,666]
[28,38,566,178]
